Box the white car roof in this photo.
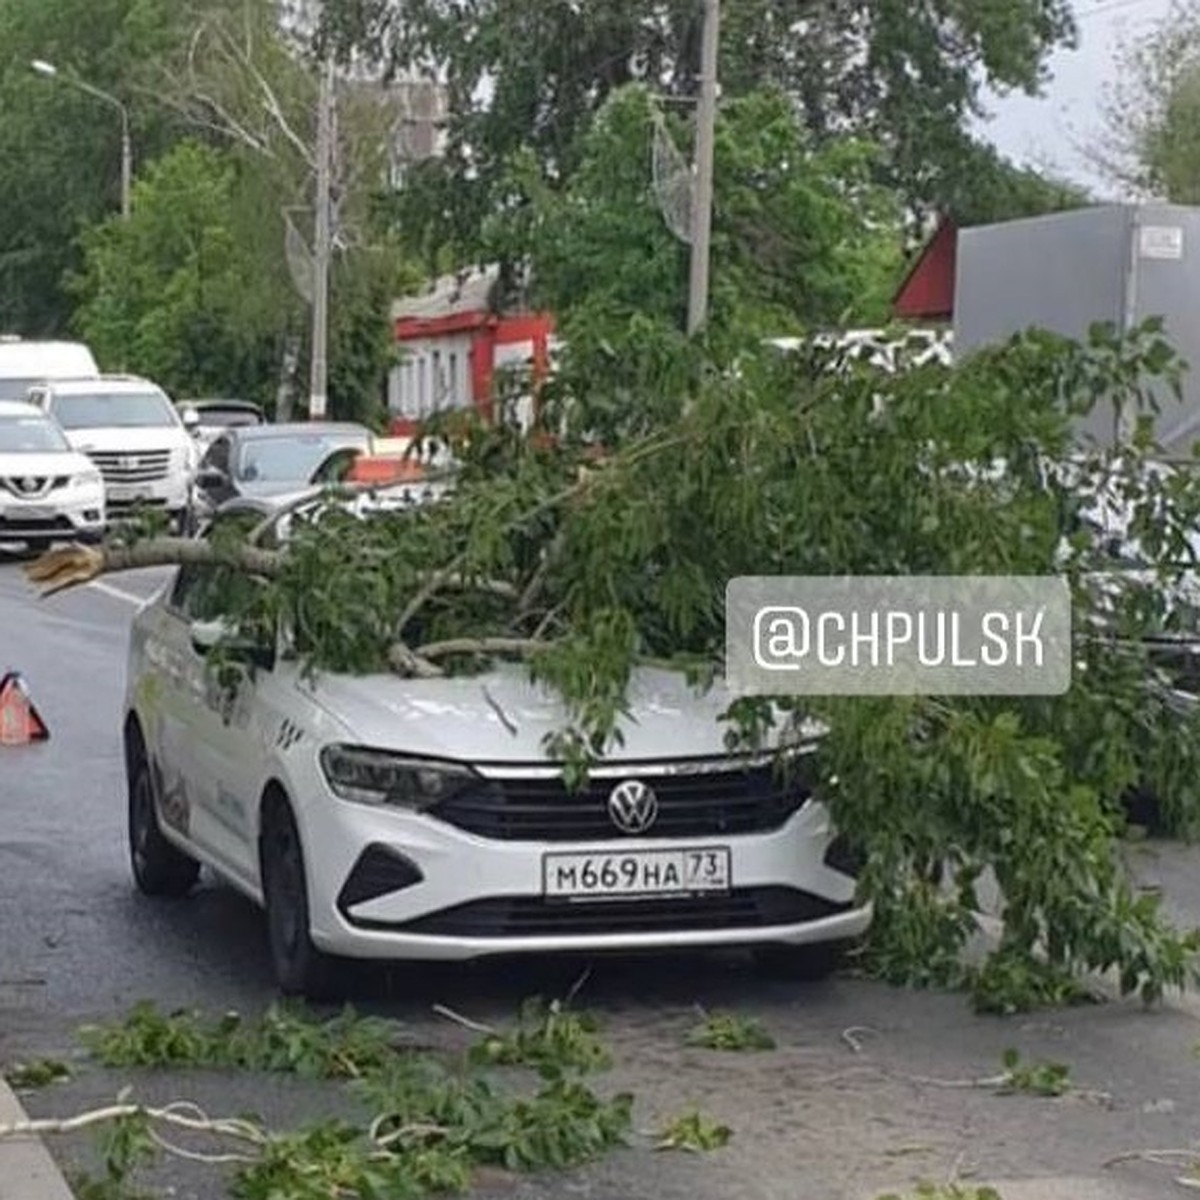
[46,375,167,396]
[0,340,99,377]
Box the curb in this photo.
[0,1078,75,1200]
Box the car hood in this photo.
[64,426,190,452]
[0,449,96,476]
[302,660,825,765]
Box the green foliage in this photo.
[332,0,1076,249]
[68,998,635,1200]
[654,1110,733,1152]
[877,1185,1004,1200]
[0,0,196,333]
[3,1058,71,1089]
[491,84,904,358]
[69,140,277,399]
[78,1001,407,1078]
[685,1011,776,1052]
[997,1048,1071,1097]
[1100,1,1200,201]
[69,1108,157,1200]
[468,998,612,1075]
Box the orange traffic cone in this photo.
[0,672,49,744]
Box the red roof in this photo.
[892,218,956,321]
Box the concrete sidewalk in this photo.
[0,1078,75,1200]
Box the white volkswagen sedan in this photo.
[0,400,105,550]
[123,501,870,997]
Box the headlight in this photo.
[72,470,103,488]
[319,744,478,809]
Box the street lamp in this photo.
[31,59,131,221]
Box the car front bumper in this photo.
[298,786,871,962]
[0,485,106,542]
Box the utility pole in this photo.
[686,0,720,336]
[309,55,335,420]
[119,106,132,221]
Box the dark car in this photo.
[188,422,374,529]
[177,399,267,450]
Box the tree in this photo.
[68,141,286,402]
[0,0,194,334]
[935,140,1091,227]
[1095,0,1200,201]
[28,316,1200,1013]
[320,0,1077,258]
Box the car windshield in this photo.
[0,378,37,402]
[50,390,177,429]
[235,433,365,483]
[0,412,70,453]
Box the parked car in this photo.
[0,399,106,550]
[188,422,374,527]
[0,336,99,402]
[26,375,199,534]
[177,399,267,450]
[123,497,870,997]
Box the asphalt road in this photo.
[5,549,1200,1200]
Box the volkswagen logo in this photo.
[607,779,658,834]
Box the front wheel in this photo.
[260,798,340,999]
[751,939,851,982]
[127,748,200,897]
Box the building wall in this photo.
[387,333,475,421]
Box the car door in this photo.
[160,518,272,889]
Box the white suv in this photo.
[122,497,871,998]
[28,376,198,532]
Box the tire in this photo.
[751,939,851,982]
[127,744,200,897]
[259,796,340,999]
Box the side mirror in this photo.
[180,405,200,431]
[190,617,273,670]
[190,617,234,654]
[195,466,228,490]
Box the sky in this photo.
[978,0,1174,197]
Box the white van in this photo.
[0,337,100,401]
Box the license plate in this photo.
[109,485,150,501]
[542,847,731,899]
[12,506,52,520]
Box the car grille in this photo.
[87,450,171,484]
[0,514,74,534]
[428,759,814,842]
[0,476,69,498]
[381,887,850,938]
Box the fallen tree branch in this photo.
[0,1100,267,1147]
[23,540,283,596]
[415,636,552,661]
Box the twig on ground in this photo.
[840,1025,878,1054]
[1104,1148,1200,1169]
[0,1100,266,1146]
[431,1004,497,1035]
[564,967,592,1007]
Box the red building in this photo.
[891,217,957,322]
[386,265,555,436]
